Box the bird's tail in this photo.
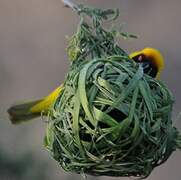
[8,99,44,124]
[8,85,63,124]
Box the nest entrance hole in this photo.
[98,106,127,128]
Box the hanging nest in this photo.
[44,4,181,178]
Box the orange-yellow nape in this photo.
[129,48,164,79]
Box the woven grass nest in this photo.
[44,3,181,178]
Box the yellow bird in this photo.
[8,47,164,124]
[129,47,164,79]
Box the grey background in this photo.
[0,0,181,180]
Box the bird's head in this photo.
[129,48,164,79]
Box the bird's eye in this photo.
[138,55,143,62]
[132,54,146,63]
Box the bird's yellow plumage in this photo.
[30,85,63,113]
[8,84,64,124]
[8,47,164,124]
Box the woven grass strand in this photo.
[43,4,181,178]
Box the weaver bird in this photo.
[8,47,164,124]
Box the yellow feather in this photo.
[8,84,64,124]
[30,84,64,113]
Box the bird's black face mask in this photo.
[132,54,158,78]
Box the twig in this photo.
[61,0,80,11]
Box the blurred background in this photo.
[0,0,181,180]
